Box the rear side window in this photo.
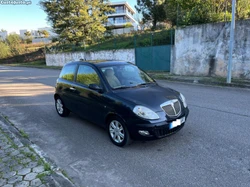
[59,64,77,81]
[76,65,100,86]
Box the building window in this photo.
[108,18,114,24]
[115,17,125,24]
[115,5,124,13]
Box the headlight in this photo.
[180,93,187,108]
[133,106,159,120]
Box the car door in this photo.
[74,65,108,126]
[57,64,78,112]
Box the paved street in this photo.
[0,65,250,187]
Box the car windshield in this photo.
[101,64,155,89]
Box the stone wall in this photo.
[172,19,250,79]
[46,49,135,66]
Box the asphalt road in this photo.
[1,65,250,187]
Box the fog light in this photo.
[139,130,150,136]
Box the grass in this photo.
[0,113,56,185]
[0,126,18,150]
[48,29,174,53]
[36,173,47,184]
[3,115,8,120]
[38,158,44,165]
[19,129,29,139]
[44,162,52,172]
[61,169,73,183]
[61,170,69,179]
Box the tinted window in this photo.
[101,64,154,89]
[59,64,77,81]
[76,65,100,86]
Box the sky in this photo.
[0,0,137,34]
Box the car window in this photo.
[101,64,154,89]
[76,65,101,86]
[59,64,77,81]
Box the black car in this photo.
[54,61,189,146]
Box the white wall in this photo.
[46,19,250,79]
[172,19,250,79]
[46,49,135,66]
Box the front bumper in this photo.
[128,107,189,141]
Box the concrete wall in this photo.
[172,19,250,79]
[46,49,135,66]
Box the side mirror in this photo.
[89,84,103,93]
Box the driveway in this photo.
[0,65,250,187]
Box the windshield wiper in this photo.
[113,85,131,90]
[135,82,154,87]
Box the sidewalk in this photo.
[148,72,250,89]
[0,115,75,187]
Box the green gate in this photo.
[135,45,171,71]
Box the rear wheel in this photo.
[55,97,70,117]
[108,117,131,147]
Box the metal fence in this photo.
[46,29,174,53]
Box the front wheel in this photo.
[55,97,70,117]
[108,117,131,147]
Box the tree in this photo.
[24,31,33,44]
[124,22,133,28]
[41,30,50,38]
[37,30,42,38]
[164,0,250,27]
[164,0,211,26]
[40,0,114,45]
[135,0,166,30]
[0,41,11,59]
[236,0,250,19]
[37,30,50,38]
[6,34,24,56]
[24,31,31,38]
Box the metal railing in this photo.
[46,29,175,53]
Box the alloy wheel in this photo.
[109,120,125,143]
[56,98,64,115]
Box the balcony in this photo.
[106,20,132,27]
[108,9,134,18]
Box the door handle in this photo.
[70,87,76,91]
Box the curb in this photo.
[155,77,250,89]
[0,113,76,187]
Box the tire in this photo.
[55,97,70,117]
[108,116,131,147]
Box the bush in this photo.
[6,34,25,56]
[0,41,11,59]
[25,38,33,44]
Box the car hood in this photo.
[114,84,180,112]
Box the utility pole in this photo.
[227,0,236,84]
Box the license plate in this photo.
[169,117,185,129]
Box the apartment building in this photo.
[0,31,8,40]
[107,1,138,34]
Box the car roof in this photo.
[64,61,131,68]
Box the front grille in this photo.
[162,105,175,116]
[161,99,181,117]
[153,123,184,138]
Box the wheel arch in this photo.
[54,93,60,100]
[105,113,127,128]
